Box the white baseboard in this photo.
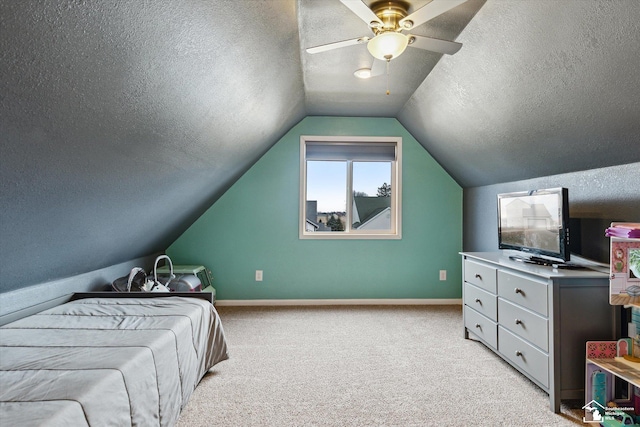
[216,298,462,307]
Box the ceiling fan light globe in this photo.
[367,32,408,60]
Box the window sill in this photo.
[299,232,402,240]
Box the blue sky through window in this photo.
[307,161,391,212]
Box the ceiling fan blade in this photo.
[407,35,462,55]
[399,0,468,29]
[306,37,370,54]
[340,0,382,27]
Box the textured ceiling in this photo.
[0,0,306,290]
[397,0,640,186]
[1,0,640,291]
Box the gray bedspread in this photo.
[0,296,228,427]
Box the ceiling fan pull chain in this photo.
[386,58,391,95]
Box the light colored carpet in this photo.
[178,305,585,426]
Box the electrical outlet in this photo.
[255,270,263,282]
[439,270,447,281]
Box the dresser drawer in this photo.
[499,327,549,388]
[464,282,497,321]
[498,297,549,351]
[464,306,497,349]
[497,270,548,316]
[464,260,497,293]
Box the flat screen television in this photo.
[497,187,570,263]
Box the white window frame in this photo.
[299,135,402,240]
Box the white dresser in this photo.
[461,252,616,412]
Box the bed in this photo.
[0,294,228,426]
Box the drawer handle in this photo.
[475,323,481,329]
[515,319,522,325]
[475,298,482,305]
[515,351,523,357]
[514,287,523,294]
[475,274,482,280]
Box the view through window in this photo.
[300,136,401,239]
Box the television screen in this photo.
[498,188,570,262]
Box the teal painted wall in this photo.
[167,117,463,300]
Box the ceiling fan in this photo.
[306,0,468,65]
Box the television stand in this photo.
[508,255,554,266]
[461,252,615,413]
[508,255,585,269]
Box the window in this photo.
[300,135,402,239]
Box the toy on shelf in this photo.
[607,223,640,306]
[620,310,640,364]
[618,344,640,365]
[607,224,640,239]
[584,340,640,425]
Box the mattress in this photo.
[0,296,228,426]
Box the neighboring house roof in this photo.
[358,207,391,229]
[352,197,391,229]
[305,217,332,232]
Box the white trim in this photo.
[216,299,462,306]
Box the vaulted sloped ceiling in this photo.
[398,0,640,186]
[1,0,639,291]
[0,0,306,290]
